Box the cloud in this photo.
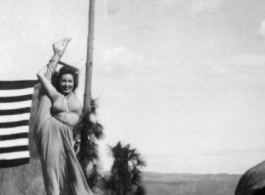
[257,19,265,36]
[212,54,265,76]
[226,54,265,67]
[155,0,222,13]
[155,0,185,8]
[190,0,222,13]
[106,0,128,16]
[194,54,265,76]
[98,46,144,77]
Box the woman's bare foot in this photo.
[53,37,72,57]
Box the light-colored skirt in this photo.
[34,95,93,195]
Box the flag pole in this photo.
[83,0,95,115]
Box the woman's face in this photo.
[59,74,74,95]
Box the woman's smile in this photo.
[59,74,74,95]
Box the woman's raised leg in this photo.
[45,37,72,80]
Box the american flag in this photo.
[0,80,38,168]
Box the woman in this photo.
[34,37,93,195]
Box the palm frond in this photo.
[91,122,104,140]
[100,174,116,195]
[104,141,146,195]
[73,99,104,189]
[86,163,101,189]
[131,167,141,185]
[90,98,98,116]
[134,185,146,195]
[136,157,146,167]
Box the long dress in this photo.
[34,85,93,195]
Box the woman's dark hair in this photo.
[52,66,78,93]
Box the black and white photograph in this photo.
[1,0,265,194]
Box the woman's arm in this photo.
[59,61,80,71]
[37,37,72,102]
[37,65,59,102]
[75,66,85,106]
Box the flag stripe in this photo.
[0,120,29,128]
[0,126,28,136]
[0,100,32,110]
[0,80,38,90]
[0,151,30,160]
[0,138,28,148]
[0,158,30,168]
[0,88,35,97]
[0,107,31,116]
[0,146,28,154]
[0,113,30,123]
[0,94,33,103]
[0,133,28,141]
[0,80,37,168]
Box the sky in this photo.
[1,0,265,174]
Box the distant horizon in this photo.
[142,171,242,175]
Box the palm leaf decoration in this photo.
[74,98,104,190]
[101,141,146,195]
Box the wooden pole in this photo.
[83,0,95,115]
